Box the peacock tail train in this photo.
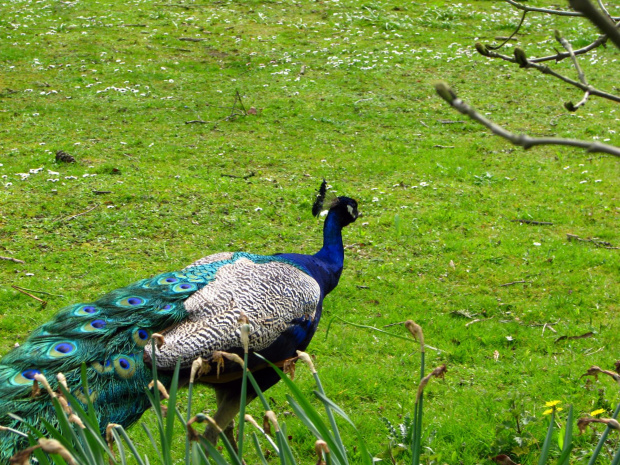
[0,252,308,461]
[0,184,359,462]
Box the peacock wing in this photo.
[145,255,321,369]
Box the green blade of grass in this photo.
[115,426,147,465]
[111,427,127,464]
[538,410,556,465]
[556,405,573,465]
[191,441,212,465]
[312,371,346,458]
[197,437,236,465]
[313,390,372,464]
[141,423,162,460]
[164,360,182,457]
[251,432,270,465]
[588,402,620,465]
[237,349,249,458]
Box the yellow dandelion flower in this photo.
[543,409,554,415]
[591,409,605,416]
[556,407,563,413]
[545,400,561,408]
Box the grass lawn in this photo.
[1,0,619,463]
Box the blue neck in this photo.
[314,211,344,269]
[277,209,346,297]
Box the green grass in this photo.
[1,0,619,463]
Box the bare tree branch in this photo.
[475,44,620,104]
[569,0,620,48]
[434,82,620,158]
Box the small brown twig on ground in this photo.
[185,120,208,124]
[92,190,112,195]
[12,285,63,297]
[555,331,594,343]
[466,317,494,327]
[179,37,209,42]
[511,219,553,225]
[221,171,255,180]
[434,145,454,149]
[12,285,47,308]
[383,320,406,328]
[63,204,100,221]
[0,256,25,264]
[434,82,620,158]
[567,233,619,249]
[499,280,530,287]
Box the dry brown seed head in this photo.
[296,351,317,374]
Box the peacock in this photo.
[0,180,358,461]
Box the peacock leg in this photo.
[203,386,256,447]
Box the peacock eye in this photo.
[113,355,136,378]
[49,342,77,357]
[91,320,107,329]
[22,369,41,380]
[10,369,42,385]
[75,305,99,316]
[119,296,145,306]
[138,329,148,340]
[162,304,172,310]
[172,282,196,293]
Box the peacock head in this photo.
[312,180,358,228]
[331,196,358,227]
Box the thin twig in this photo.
[92,190,112,195]
[567,233,619,249]
[12,285,64,297]
[499,280,530,287]
[555,30,590,111]
[555,331,594,343]
[383,321,406,328]
[63,204,100,221]
[185,120,208,124]
[0,256,25,264]
[221,171,255,180]
[511,219,553,225]
[488,9,528,50]
[465,317,493,327]
[531,33,609,63]
[179,37,209,42]
[434,82,620,158]
[503,0,619,20]
[11,285,47,307]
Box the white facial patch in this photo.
[347,205,355,217]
